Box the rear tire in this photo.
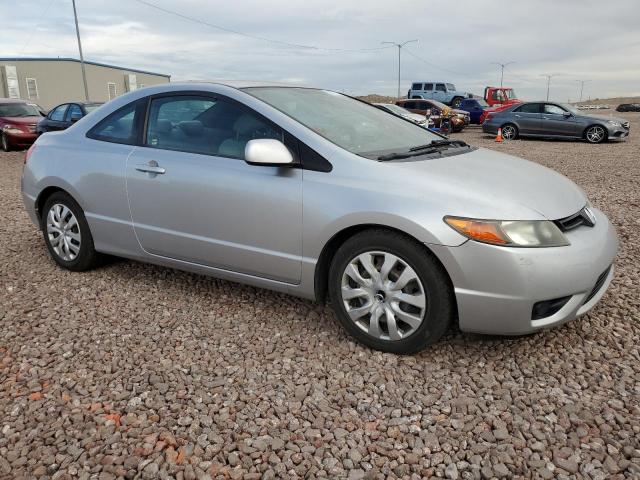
[451,97,463,109]
[584,124,607,144]
[501,123,519,140]
[328,229,454,354]
[1,133,10,152]
[41,191,101,271]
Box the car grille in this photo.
[583,266,611,305]
[622,121,630,129]
[554,207,596,232]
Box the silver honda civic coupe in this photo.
[21,83,618,354]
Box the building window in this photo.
[107,82,117,100]
[26,78,39,100]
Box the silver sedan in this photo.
[22,83,618,354]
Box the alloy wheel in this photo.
[586,125,605,143]
[502,125,517,140]
[46,203,81,261]
[340,251,427,341]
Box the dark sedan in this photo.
[482,102,630,143]
[37,101,103,135]
[616,103,640,112]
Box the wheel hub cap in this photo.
[340,251,427,341]
[46,203,81,261]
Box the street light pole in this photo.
[541,74,555,101]
[72,0,89,101]
[382,40,418,99]
[576,79,591,102]
[490,61,515,87]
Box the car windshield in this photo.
[429,99,448,110]
[0,103,41,117]
[505,89,517,99]
[245,87,440,158]
[476,98,489,107]
[84,104,102,113]
[446,83,456,91]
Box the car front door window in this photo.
[145,95,282,159]
[65,104,83,122]
[48,105,68,122]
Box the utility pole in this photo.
[576,79,591,102]
[490,61,515,87]
[382,40,418,99]
[541,74,555,101]
[72,0,89,101]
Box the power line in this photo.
[403,48,476,79]
[19,0,55,54]
[133,0,392,53]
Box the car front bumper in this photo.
[430,207,618,335]
[606,124,630,139]
[5,131,37,148]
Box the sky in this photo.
[4,0,640,101]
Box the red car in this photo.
[0,98,44,151]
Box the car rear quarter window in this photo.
[411,83,423,90]
[144,95,282,160]
[515,103,542,114]
[87,98,147,145]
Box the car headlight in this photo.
[2,124,24,134]
[607,120,621,127]
[444,216,570,247]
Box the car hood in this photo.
[0,115,41,125]
[389,147,586,220]
[580,113,628,124]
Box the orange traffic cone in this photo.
[495,127,503,143]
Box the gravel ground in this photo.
[1,113,639,480]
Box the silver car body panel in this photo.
[22,83,618,334]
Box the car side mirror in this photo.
[563,111,572,118]
[245,139,296,167]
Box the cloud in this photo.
[3,0,639,100]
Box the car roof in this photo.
[0,98,31,105]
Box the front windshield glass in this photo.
[476,98,489,107]
[505,89,516,99]
[245,88,439,158]
[0,103,41,117]
[446,83,456,91]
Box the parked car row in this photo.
[616,103,640,112]
[396,98,470,132]
[0,98,103,151]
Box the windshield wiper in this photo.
[378,139,469,161]
[409,139,467,151]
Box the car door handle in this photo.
[135,163,166,174]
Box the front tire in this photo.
[501,123,519,140]
[328,229,454,354]
[1,133,10,152]
[585,125,607,144]
[41,192,101,271]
